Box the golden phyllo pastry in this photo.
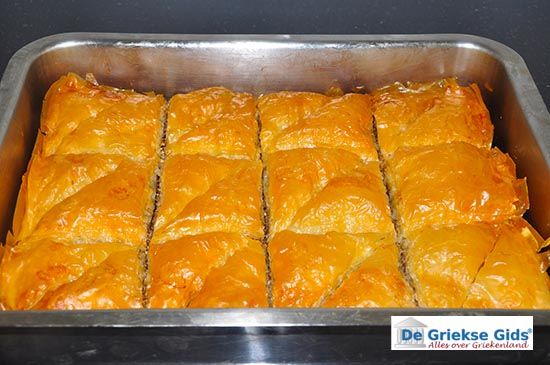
[322,243,415,308]
[0,73,164,309]
[260,90,412,308]
[14,155,157,244]
[386,142,528,233]
[373,78,493,156]
[405,223,498,308]
[0,239,142,310]
[187,242,267,308]
[407,220,550,309]
[149,233,266,308]
[39,73,165,161]
[148,87,267,308]
[152,154,263,242]
[167,87,258,160]
[269,231,413,308]
[2,75,548,311]
[265,148,393,236]
[374,80,548,309]
[258,92,378,161]
[463,220,550,309]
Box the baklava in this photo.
[373,79,546,309]
[406,220,550,308]
[259,91,413,308]
[372,78,493,156]
[385,142,529,233]
[147,87,267,308]
[0,74,548,310]
[1,73,164,309]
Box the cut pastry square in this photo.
[152,155,263,243]
[0,238,142,310]
[269,230,399,308]
[373,78,493,156]
[38,73,165,162]
[386,142,528,233]
[147,232,267,308]
[265,148,393,236]
[14,155,157,245]
[167,87,258,160]
[321,243,414,308]
[258,92,377,161]
[405,223,498,308]
[187,242,268,308]
[462,219,550,309]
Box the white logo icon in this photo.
[394,317,427,348]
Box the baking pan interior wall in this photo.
[0,34,548,240]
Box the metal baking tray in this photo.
[0,33,548,363]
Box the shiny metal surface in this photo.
[0,308,549,327]
[0,34,548,337]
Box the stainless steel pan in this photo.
[0,33,548,363]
